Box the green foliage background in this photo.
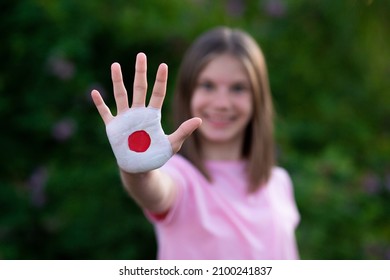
[1,0,389,259]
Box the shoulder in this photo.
[268,167,300,226]
[271,166,292,183]
[268,166,295,197]
[161,154,206,188]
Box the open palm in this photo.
[91,53,201,173]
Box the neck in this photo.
[200,139,243,161]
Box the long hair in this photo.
[173,26,275,192]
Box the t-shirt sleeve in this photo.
[278,167,300,228]
[144,155,187,225]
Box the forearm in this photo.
[120,169,176,214]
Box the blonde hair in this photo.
[173,27,275,192]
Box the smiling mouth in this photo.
[204,114,235,126]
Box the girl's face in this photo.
[191,53,253,149]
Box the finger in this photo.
[111,62,129,114]
[168,118,202,154]
[132,52,148,107]
[91,90,114,125]
[148,63,168,109]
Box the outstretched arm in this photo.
[91,53,201,214]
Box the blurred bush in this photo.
[0,0,389,259]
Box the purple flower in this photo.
[226,0,246,17]
[52,118,77,142]
[47,55,75,80]
[264,0,287,18]
[361,172,381,194]
[27,166,48,208]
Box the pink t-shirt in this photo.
[146,154,300,260]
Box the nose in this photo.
[211,87,232,109]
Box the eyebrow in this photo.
[197,76,249,85]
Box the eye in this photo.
[230,83,248,94]
[198,81,214,91]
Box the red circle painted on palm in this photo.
[128,130,151,152]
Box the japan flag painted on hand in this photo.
[91,53,201,174]
[106,107,172,173]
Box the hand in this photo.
[91,53,201,173]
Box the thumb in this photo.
[168,117,202,154]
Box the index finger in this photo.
[148,63,168,109]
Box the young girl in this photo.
[91,27,300,260]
